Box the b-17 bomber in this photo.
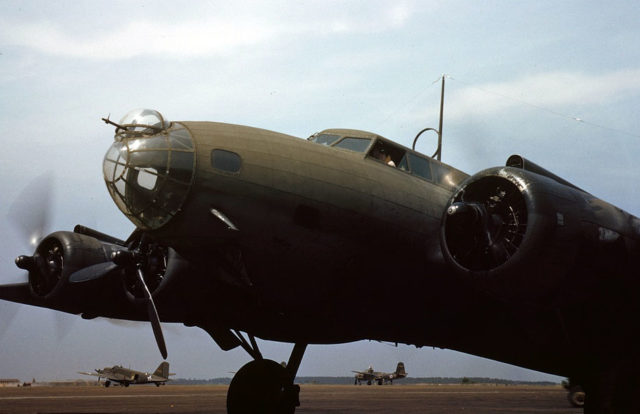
[2,108,640,413]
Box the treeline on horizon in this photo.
[171,377,558,386]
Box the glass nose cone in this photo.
[103,112,195,230]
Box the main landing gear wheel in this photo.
[227,359,299,414]
[567,386,585,408]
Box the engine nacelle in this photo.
[14,229,187,320]
[441,155,640,305]
[17,231,126,300]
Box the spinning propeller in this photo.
[8,173,53,252]
[6,174,74,341]
[8,174,167,359]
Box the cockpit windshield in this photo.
[308,131,372,153]
[333,137,371,152]
[309,133,340,146]
[103,109,195,230]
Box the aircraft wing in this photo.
[0,276,145,319]
[78,371,100,377]
[0,283,38,306]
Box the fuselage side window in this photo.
[211,149,242,173]
[408,153,432,181]
[333,137,372,153]
[309,133,340,146]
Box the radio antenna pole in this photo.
[412,74,445,161]
[436,74,445,161]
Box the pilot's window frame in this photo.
[407,153,433,181]
[332,137,372,153]
[211,149,242,174]
[367,140,407,170]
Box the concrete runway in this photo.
[0,384,583,414]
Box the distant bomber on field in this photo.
[353,362,407,385]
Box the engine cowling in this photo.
[20,231,125,300]
[440,155,640,305]
[14,227,191,325]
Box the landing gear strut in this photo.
[227,331,307,414]
[578,361,640,413]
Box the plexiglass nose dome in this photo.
[103,109,196,230]
[118,108,170,137]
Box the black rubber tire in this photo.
[227,359,293,414]
[568,386,586,407]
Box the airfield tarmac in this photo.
[0,384,582,414]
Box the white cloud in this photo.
[442,69,640,120]
[0,2,418,60]
[0,18,280,59]
[389,4,412,27]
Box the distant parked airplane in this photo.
[79,362,173,387]
[353,362,407,385]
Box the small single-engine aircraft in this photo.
[79,361,173,387]
[353,362,407,385]
[2,108,640,413]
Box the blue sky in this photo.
[1,0,639,382]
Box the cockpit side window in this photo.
[309,133,340,146]
[367,140,407,169]
[408,153,433,181]
[333,137,372,153]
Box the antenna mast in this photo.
[412,74,445,161]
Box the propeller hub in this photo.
[447,202,483,226]
[111,250,136,267]
[442,175,527,272]
[15,255,35,271]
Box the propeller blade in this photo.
[8,173,53,249]
[136,268,167,359]
[53,311,75,343]
[0,301,20,341]
[69,262,119,283]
